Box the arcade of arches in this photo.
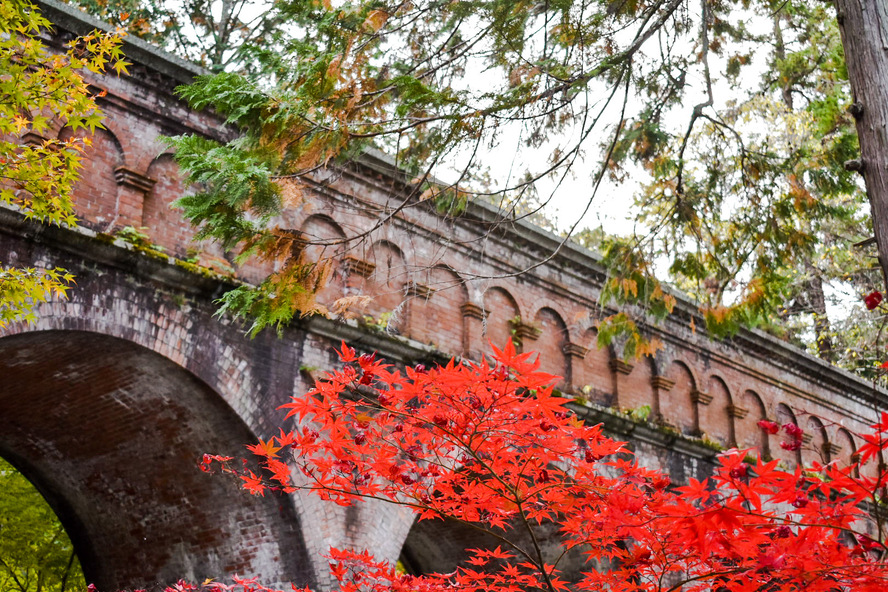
[2,2,886,589]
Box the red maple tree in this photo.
[190,341,888,592]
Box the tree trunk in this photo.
[834,0,888,288]
[807,275,834,361]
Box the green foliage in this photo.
[0,0,126,328]
[623,404,652,423]
[595,238,675,357]
[114,225,164,251]
[215,257,331,337]
[0,267,75,326]
[622,1,870,357]
[0,457,84,592]
[1,1,127,226]
[107,0,873,360]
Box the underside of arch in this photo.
[400,515,588,583]
[0,330,314,591]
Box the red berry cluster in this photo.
[864,290,883,310]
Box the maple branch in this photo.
[270,472,545,569]
[513,498,558,592]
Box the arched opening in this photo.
[481,287,520,352]
[0,330,313,591]
[300,214,348,308]
[398,514,588,584]
[531,307,570,389]
[407,265,467,355]
[581,327,615,407]
[0,455,85,592]
[144,153,194,257]
[364,240,409,332]
[738,390,769,458]
[60,126,123,229]
[775,403,801,469]
[700,375,732,447]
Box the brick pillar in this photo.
[690,388,712,437]
[113,167,155,229]
[510,320,540,354]
[650,375,675,426]
[609,359,634,408]
[460,302,486,360]
[562,343,588,392]
[825,442,841,463]
[342,255,375,293]
[403,282,432,340]
[727,404,748,447]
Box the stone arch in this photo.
[580,327,615,407]
[481,287,521,354]
[775,403,801,469]
[805,416,830,465]
[60,126,124,228]
[142,153,193,256]
[0,295,260,423]
[0,330,313,591]
[700,375,733,447]
[661,361,697,435]
[530,307,570,388]
[737,389,769,458]
[407,265,467,355]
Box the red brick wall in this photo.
[663,362,697,436]
[408,265,467,354]
[481,287,519,352]
[143,153,193,256]
[64,127,122,229]
[701,375,733,446]
[11,13,887,587]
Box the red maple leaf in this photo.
[246,437,282,458]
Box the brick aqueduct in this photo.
[2,1,886,590]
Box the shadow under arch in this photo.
[398,514,588,584]
[0,330,314,592]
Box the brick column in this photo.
[114,167,155,229]
[650,375,675,426]
[342,255,375,293]
[460,302,486,360]
[690,389,712,436]
[727,404,748,447]
[609,358,634,408]
[562,342,588,392]
[825,442,841,463]
[510,320,540,353]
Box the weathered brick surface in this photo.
[0,330,311,591]
[2,2,885,589]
